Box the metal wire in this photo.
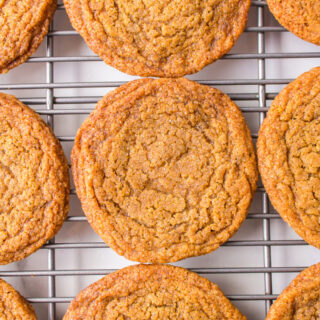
[257,3,272,314]
[46,22,56,320]
[0,267,308,277]
[1,1,320,319]
[0,79,298,90]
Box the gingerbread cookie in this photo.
[0,278,37,319]
[266,263,320,320]
[267,0,320,45]
[0,93,69,264]
[258,67,320,249]
[72,78,258,263]
[0,0,57,74]
[64,264,246,320]
[64,0,251,77]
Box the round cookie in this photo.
[64,0,251,77]
[257,67,320,248]
[71,78,258,263]
[0,0,57,74]
[267,0,320,45]
[63,264,246,320]
[0,278,37,319]
[266,263,320,320]
[0,93,69,264]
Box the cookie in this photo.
[266,263,320,319]
[0,93,69,264]
[0,278,37,319]
[71,78,258,263]
[257,67,320,248]
[0,0,57,74]
[267,0,320,45]
[64,0,251,77]
[63,264,246,320]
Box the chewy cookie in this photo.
[0,0,57,74]
[267,0,320,45]
[0,278,37,319]
[64,0,251,77]
[0,93,69,264]
[258,67,320,248]
[72,78,258,263]
[266,263,320,319]
[64,264,246,320]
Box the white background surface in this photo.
[0,1,319,319]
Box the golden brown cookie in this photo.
[266,263,320,320]
[257,67,320,248]
[0,0,57,74]
[64,0,251,77]
[267,0,320,45]
[71,78,258,263]
[0,93,69,264]
[63,264,246,320]
[0,278,37,319]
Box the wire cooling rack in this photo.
[0,1,319,319]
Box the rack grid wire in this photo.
[0,1,320,319]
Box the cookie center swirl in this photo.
[122,113,214,229]
[87,0,228,61]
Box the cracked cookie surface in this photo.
[64,0,250,77]
[0,278,37,319]
[267,0,320,45]
[71,78,257,263]
[266,263,320,320]
[258,67,320,248]
[0,93,69,264]
[0,0,57,74]
[63,264,246,320]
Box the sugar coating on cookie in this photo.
[0,0,57,74]
[63,264,247,320]
[72,78,258,263]
[64,0,251,77]
[258,67,320,248]
[0,93,69,264]
[0,278,37,319]
[266,263,320,319]
[267,0,320,45]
